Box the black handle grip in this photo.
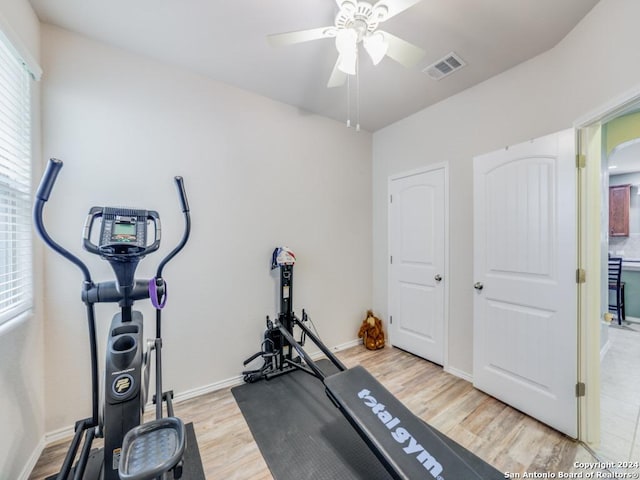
[174,176,189,213]
[36,158,63,201]
[156,176,191,279]
[33,158,92,283]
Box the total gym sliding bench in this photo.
[242,248,502,480]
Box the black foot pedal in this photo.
[118,417,186,480]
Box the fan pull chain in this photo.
[356,52,360,132]
[346,72,351,128]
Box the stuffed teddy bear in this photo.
[358,310,385,350]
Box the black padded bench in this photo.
[324,366,503,480]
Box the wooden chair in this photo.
[608,257,626,325]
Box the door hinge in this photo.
[390,255,393,264]
[576,268,586,284]
[390,194,393,203]
[576,382,586,397]
[390,315,393,325]
[576,154,586,169]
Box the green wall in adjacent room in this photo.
[619,270,640,318]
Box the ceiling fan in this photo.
[268,0,426,88]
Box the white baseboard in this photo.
[172,373,244,405]
[45,424,76,445]
[329,338,362,353]
[19,437,45,480]
[444,365,473,383]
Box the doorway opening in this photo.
[599,115,640,462]
[576,89,640,462]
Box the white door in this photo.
[473,129,577,437]
[389,166,446,365]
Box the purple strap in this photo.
[149,277,168,309]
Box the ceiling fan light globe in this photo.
[335,28,358,52]
[363,32,388,65]
[335,28,358,74]
[337,53,357,75]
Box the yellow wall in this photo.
[606,111,640,154]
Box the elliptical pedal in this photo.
[118,417,186,480]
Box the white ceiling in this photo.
[28,0,600,132]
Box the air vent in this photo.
[423,52,466,80]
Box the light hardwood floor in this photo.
[29,345,603,479]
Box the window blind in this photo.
[0,32,32,325]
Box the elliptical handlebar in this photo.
[155,176,191,279]
[34,159,93,284]
[35,157,63,201]
[175,176,189,213]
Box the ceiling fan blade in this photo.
[374,0,423,21]
[267,26,335,47]
[327,57,347,88]
[380,31,425,68]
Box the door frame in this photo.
[387,162,450,370]
[574,83,640,445]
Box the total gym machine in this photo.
[242,247,503,480]
[34,159,195,480]
[242,247,313,382]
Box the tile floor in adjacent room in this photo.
[598,320,640,464]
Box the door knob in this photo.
[474,282,484,291]
[434,274,442,282]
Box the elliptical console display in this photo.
[85,207,160,257]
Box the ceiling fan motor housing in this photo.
[335,1,390,41]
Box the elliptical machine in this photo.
[34,158,193,480]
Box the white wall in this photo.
[0,2,44,479]
[372,0,640,376]
[40,24,372,433]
